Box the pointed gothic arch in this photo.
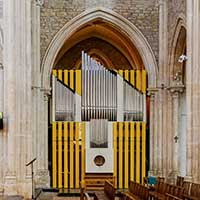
[41,7,158,90]
[169,17,186,85]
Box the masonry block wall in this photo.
[56,37,131,69]
[40,0,159,64]
[168,0,186,52]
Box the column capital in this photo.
[168,85,185,98]
[158,0,164,6]
[41,88,51,101]
[147,87,158,98]
[34,0,44,7]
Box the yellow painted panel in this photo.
[142,122,146,184]
[64,122,68,188]
[124,70,129,82]
[119,122,123,188]
[58,70,63,81]
[130,122,135,181]
[124,122,129,188]
[52,70,57,76]
[75,122,80,188]
[70,122,74,188]
[81,123,85,181]
[118,70,123,77]
[130,70,135,87]
[136,70,141,91]
[58,122,63,188]
[70,70,74,90]
[64,70,69,86]
[75,70,82,96]
[136,122,141,183]
[113,122,117,188]
[52,122,57,188]
[142,70,147,93]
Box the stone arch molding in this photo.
[169,17,186,85]
[41,7,158,90]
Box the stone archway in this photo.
[41,7,158,90]
[41,8,158,187]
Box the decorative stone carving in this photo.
[169,85,185,96]
[41,88,51,101]
[35,0,44,7]
[147,88,158,98]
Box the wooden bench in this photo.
[165,193,183,200]
[80,181,91,200]
[149,182,185,200]
[94,181,115,200]
[182,181,191,196]
[183,182,200,200]
[121,181,149,200]
[176,176,184,187]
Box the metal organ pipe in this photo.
[81,51,144,122]
[55,77,75,121]
[123,80,143,121]
[53,52,145,122]
[81,51,117,121]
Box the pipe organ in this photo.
[124,80,144,121]
[51,51,147,189]
[53,77,75,121]
[82,52,117,121]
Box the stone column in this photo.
[157,0,168,177]
[3,0,33,196]
[186,0,200,183]
[30,0,49,188]
[0,63,3,112]
[169,86,184,184]
[3,0,18,192]
[148,88,157,176]
[0,63,3,187]
[35,89,50,187]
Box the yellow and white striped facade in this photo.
[51,68,147,189]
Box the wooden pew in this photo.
[149,182,185,200]
[182,181,191,196]
[176,176,184,187]
[94,181,115,200]
[149,181,166,199]
[80,181,91,200]
[165,193,183,200]
[183,182,200,200]
[121,181,149,200]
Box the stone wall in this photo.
[40,0,159,64]
[56,37,131,69]
[167,0,186,53]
